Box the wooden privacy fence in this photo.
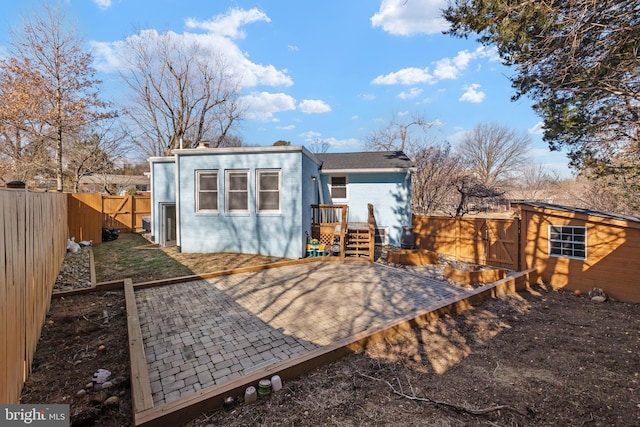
[0,188,67,404]
[412,215,520,271]
[68,193,151,243]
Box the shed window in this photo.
[549,225,587,259]
[257,169,280,212]
[225,170,249,212]
[196,170,218,212]
[330,176,347,199]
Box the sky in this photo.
[0,0,572,175]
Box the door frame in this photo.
[160,202,177,247]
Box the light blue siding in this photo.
[150,159,176,243]
[302,154,321,245]
[176,150,310,258]
[320,172,411,246]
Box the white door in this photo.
[161,203,177,246]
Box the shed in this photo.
[517,202,640,303]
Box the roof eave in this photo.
[320,167,413,174]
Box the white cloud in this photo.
[371,67,435,85]
[371,0,449,36]
[459,84,485,103]
[322,137,364,150]
[299,99,332,114]
[277,124,296,130]
[91,9,293,89]
[239,92,296,121]
[287,45,299,51]
[298,132,362,150]
[185,8,270,39]
[93,0,112,10]
[528,122,545,135]
[299,131,322,143]
[360,94,376,101]
[397,87,423,99]
[372,46,497,88]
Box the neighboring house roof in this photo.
[516,201,640,225]
[79,174,150,186]
[315,151,414,173]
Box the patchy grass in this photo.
[92,232,286,283]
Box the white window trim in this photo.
[195,170,218,213]
[375,226,389,246]
[225,169,250,213]
[256,169,281,214]
[330,175,348,201]
[548,225,587,260]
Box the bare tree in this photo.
[121,31,243,157]
[365,113,436,152]
[308,138,330,154]
[409,142,462,214]
[507,164,560,201]
[6,4,112,191]
[578,168,640,216]
[456,122,530,188]
[66,120,130,193]
[451,174,504,217]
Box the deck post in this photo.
[340,207,347,259]
[368,204,375,262]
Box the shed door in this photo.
[161,203,176,246]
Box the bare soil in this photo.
[20,234,640,427]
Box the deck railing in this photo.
[311,204,348,258]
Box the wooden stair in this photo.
[345,224,371,258]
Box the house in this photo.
[148,146,414,259]
[516,201,640,303]
[78,174,150,195]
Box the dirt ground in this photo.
[20,237,640,427]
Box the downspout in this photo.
[175,153,181,252]
[149,160,155,242]
[404,170,411,227]
[316,175,324,204]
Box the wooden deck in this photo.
[311,204,375,261]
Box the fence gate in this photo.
[67,193,151,243]
[412,216,520,271]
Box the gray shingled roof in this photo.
[315,151,413,170]
[517,201,640,224]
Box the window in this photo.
[330,176,347,199]
[196,170,218,212]
[257,169,280,212]
[549,225,587,259]
[225,170,249,212]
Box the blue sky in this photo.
[0,0,571,175]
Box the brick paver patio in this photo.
[135,261,474,405]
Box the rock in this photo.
[97,345,106,352]
[90,392,107,405]
[588,287,606,298]
[591,295,607,303]
[53,246,92,292]
[101,381,113,389]
[85,382,94,390]
[76,389,87,398]
[104,396,120,407]
[112,376,128,386]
